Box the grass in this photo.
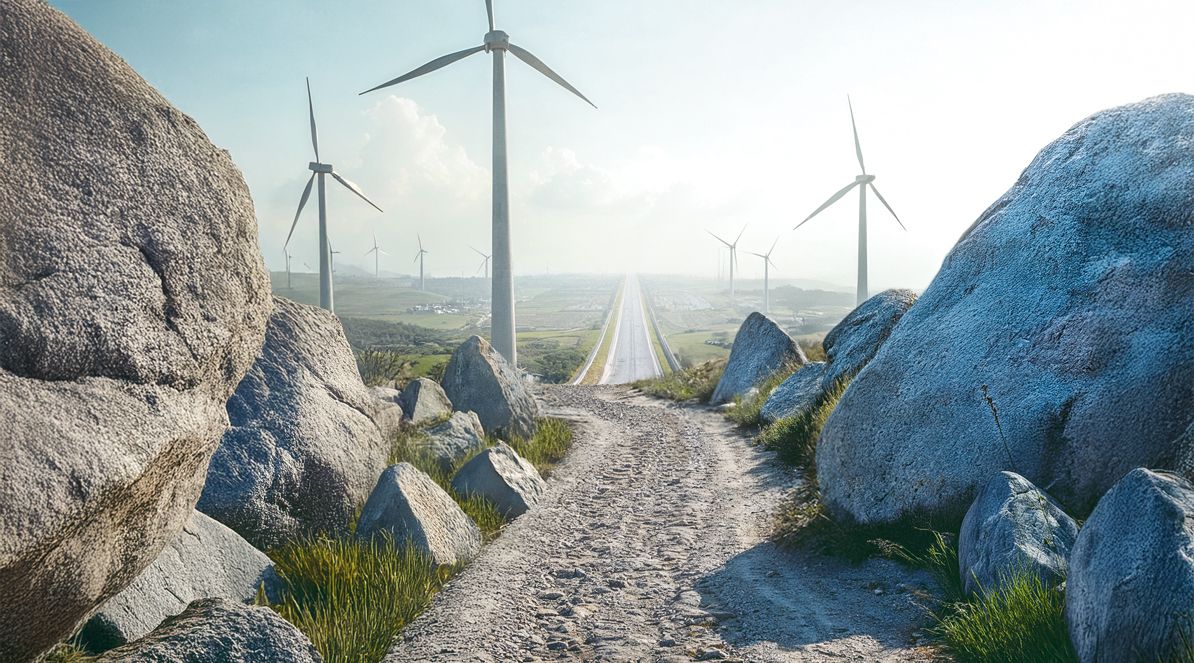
[726,364,800,427]
[757,377,851,470]
[266,534,452,663]
[633,358,726,403]
[37,644,90,662]
[508,417,574,475]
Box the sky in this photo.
[52,0,1194,291]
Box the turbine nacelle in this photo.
[309,162,333,174]
[855,174,875,184]
[484,30,510,51]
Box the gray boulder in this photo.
[421,411,489,474]
[451,443,546,519]
[371,385,402,406]
[817,94,1194,527]
[821,289,917,387]
[0,2,270,660]
[400,377,454,425]
[199,297,404,549]
[1066,469,1194,663]
[957,472,1078,597]
[94,598,322,663]
[79,511,280,652]
[442,335,539,439]
[357,464,482,566]
[760,362,827,424]
[710,312,806,405]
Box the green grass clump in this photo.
[388,425,503,539]
[757,377,850,470]
[37,643,90,663]
[726,365,799,427]
[508,418,574,475]
[633,358,726,403]
[266,535,451,663]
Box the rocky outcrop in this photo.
[357,464,482,566]
[0,2,271,659]
[199,297,404,549]
[1066,469,1194,663]
[760,362,827,424]
[451,443,546,519]
[399,377,453,425]
[79,511,279,652]
[442,336,539,439]
[817,95,1194,527]
[957,472,1077,597]
[821,289,917,387]
[421,411,488,474]
[93,598,322,663]
[710,313,806,406]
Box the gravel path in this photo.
[386,386,939,662]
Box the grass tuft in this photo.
[37,643,91,663]
[757,377,851,471]
[508,418,574,475]
[726,365,799,427]
[633,358,726,403]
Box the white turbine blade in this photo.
[470,245,487,258]
[306,77,320,161]
[413,252,421,263]
[848,95,865,174]
[361,45,486,95]
[869,183,907,230]
[285,173,316,247]
[417,234,423,252]
[748,251,766,259]
[485,0,494,31]
[733,223,748,245]
[507,43,597,109]
[767,235,780,257]
[706,230,732,248]
[795,181,859,229]
[365,247,376,257]
[330,171,383,213]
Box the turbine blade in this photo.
[306,77,320,162]
[706,230,732,247]
[795,181,859,229]
[360,45,486,95]
[285,173,316,247]
[848,95,865,174]
[365,248,376,257]
[485,0,494,31]
[768,235,780,256]
[330,171,383,213]
[734,223,748,245]
[417,234,423,251]
[869,183,907,230]
[507,43,596,109]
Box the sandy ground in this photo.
[386,386,941,662]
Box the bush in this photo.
[508,418,574,475]
[726,364,799,427]
[355,349,415,388]
[757,377,850,471]
[266,535,450,663]
[633,358,726,403]
[530,347,587,384]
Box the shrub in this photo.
[266,535,450,663]
[633,358,726,403]
[726,364,799,427]
[355,349,415,388]
[757,377,850,472]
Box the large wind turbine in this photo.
[413,235,429,291]
[707,225,747,302]
[365,233,388,278]
[362,0,595,365]
[748,237,780,314]
[286,77,383,312]
[797,97,905,306]
[471,246,492,279]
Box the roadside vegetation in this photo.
[37,643,90,662]
[725,364,800,427]
[632,358,726,402]
[757,377,851,468]
[578,281,625,385]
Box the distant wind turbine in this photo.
[286,77,383,312]
[471,246,491,279]
[707,225,747,302]
[362,0,595,365]
[796,96,905,306]
[329,241,342,274]
[748,237,780,315]
[284,249,293,289]
[413,234,429,291]
[365,233,388,278]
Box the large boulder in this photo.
[94,598,322,663]
[0,2,271,660]
[957,472,1078,597]
[421,410,488,474]
[356,464,482,566]
[442,335,539,439]
[399,377,453,425]
[710,312,806,405]
[451,443,547,519]
[198,297,404,549]
[817,95,1194,527]
[1066,469,1194,663]
[821,289,917,387]
[79,511,280,652]
[760,362,827,424]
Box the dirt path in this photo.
[386,386,938,662]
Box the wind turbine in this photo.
[328,241,342,274]
[362,0,595,366]
[748,237,780,315]
[284,249,293,289]
[707,225,747,302]
[365,233,388,278]
[285,77,383,312]
[413,234,429,291]
[796,97,905,306]
[471,246,491,279]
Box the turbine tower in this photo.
[362,0,595,366]
[413,234,429,291]
[707,225,747,302]
[365,233,388,278]
[284,249,293,289]
[472,246,492,279]
[286,77,383,312]
[796,97,905,306]
[748,237,780,315]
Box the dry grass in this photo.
[633,358,726,403]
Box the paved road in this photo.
[600,275,662,385]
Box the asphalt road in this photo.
[600,275,663,385]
